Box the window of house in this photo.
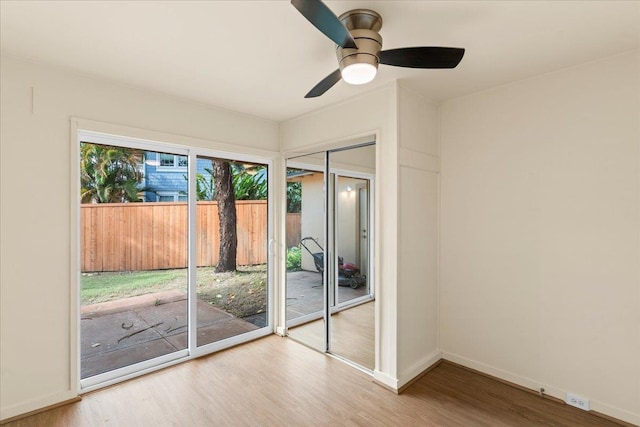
[158,153,188,170]
[157,192,188,202]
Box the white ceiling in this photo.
[1,1,638,122]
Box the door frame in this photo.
[330,169,375,311]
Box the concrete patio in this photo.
[286,270,369,320]
[81,290,259,379]
[81,270,368,379]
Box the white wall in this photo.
[297,175,363,272]
[336,176,363,266]
[299,173,324,271]
[0,56,279,420]
[396,85,442,384]
[439,51,640,425]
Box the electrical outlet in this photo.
[566,393,590,411]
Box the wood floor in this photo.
[4,335,622,427]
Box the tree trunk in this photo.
[213,160,237,272]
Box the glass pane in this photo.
[80,143,188,379]
[285,152,326,352]
[335,175,370,304]
[159,153,175,167]
[329,144,375,370]
[195,157,268,347]
[177,156,188,167]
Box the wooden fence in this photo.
[81,201,301,272]
[286,213,301,249]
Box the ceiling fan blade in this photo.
[379,47,465,69]
[305,69,342,98]
[291,0,357,49]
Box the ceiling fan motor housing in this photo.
[336,29,382,72]
[336,9,383,74]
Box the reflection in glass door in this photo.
[329,143,375,370]
[334,175,371,305]
[285,143,375,371]
[285,153,326,352]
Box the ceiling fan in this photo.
[291,0,465,98]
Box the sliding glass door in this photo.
[195,156,269,347]
[79,131,272,389]
[79,142,190,380]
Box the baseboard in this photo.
[0,391,79,424]
[372,352,443,394]
[373,370,399,392]
[442,351,640,427]
[398,351,443,392]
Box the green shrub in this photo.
[286,246,302,271]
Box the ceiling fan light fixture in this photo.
[292,1,465,98]
[341,62,377,85]
[336,28,382,86]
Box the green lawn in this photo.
[81,269,187,305]
[81,266,268,320]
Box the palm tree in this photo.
[192,167,216,201]
[232,163,267,200]
[286,181,301,213]
[80,143,143,203]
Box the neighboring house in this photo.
[142,152,213,202]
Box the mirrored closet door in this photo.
[328,144,375,370]
[285,152,326,352]
[285,142,375,371]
